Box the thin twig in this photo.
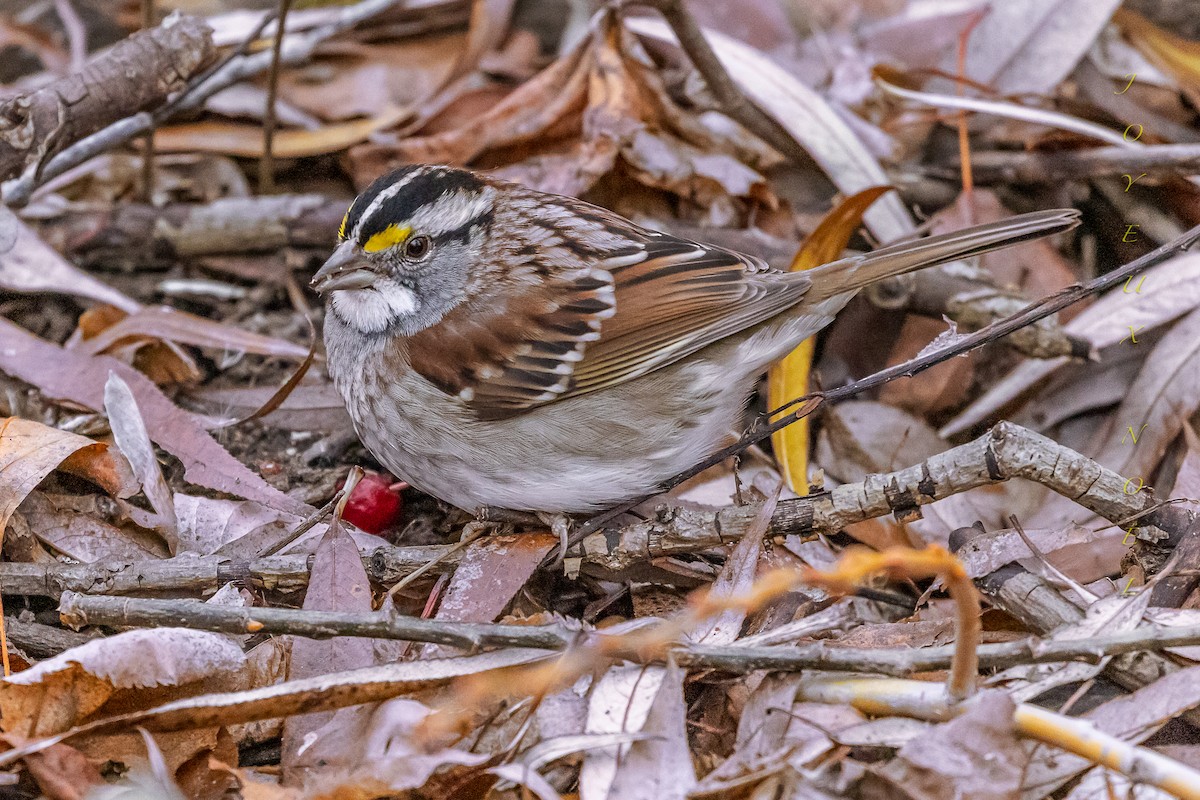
[56,591,1200,676]
[0,421,1190,598]
[140,0,156,202]
[624,0,808,164]
[259,0,295,194]
[383,522,488,602]
[929,143,1200,185]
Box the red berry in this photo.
[340,471,404,534]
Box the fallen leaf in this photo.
[294,698,487,797]
[605,662,695,800]
[1030,305,1200,528]
[867,690,1026,800]
[0,318,309,514]
[769,187,893,492]
[153,106,411,159]
[347,41,590,183]
[0,648,551,767]
[624,16,915,243]
[688,492,776,645]
[1114,7,1200,108]
[11,740,104,800]
[274,33,466,122]
[423,532,557,659]
[177,494,302,557]
[0,628,244,738]
[815,400,946,484]
[105,372,178,545]
[944,252,1200,437]
[578,665,664,800]
[0,205,139,313]
[72,306,309,362]
[934,0,1122,95]
[18,492,168,562]
[282,518,377,775]
[0,417,109,534]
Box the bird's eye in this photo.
[405,235,431,259]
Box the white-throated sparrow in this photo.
[313,165,1079,513]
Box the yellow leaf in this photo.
[152,106,411,159]
[1114,9,1200,103]
[767,186,894,492]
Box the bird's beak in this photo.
[310,244,378,294]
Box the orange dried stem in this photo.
[955,12,984,204]
[803,545,980,699]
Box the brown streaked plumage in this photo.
[313,165,1081,513]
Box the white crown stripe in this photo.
[351,169,424,240]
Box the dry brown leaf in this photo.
[878,316,976,416]
[1114,7,1200,109]
[605,662,695,800]
[274,33,466,122]
[73,305,200,387]
[697,675,858,795]
[10,739,104,800]
[815,400,946,484]
[954,523,1114,583]
[687,493,775,645]
[348,41,590,182]
[933,0,1122,95]
[73,306,309,362]
[0,417,110,534]
[294,699,487,797]
[422,532,556,658]
[1169,424,1200,503]
[0,318,309,514]
[0,628,244,738]
[579,665,665,800]
[443,0,517,89]
[0,205,139,314]
[18,492,169,562]
[624,16,915,243]
[282,518,377,775]
[153,106,411,159]
[177,495,303,557]
[770,187,893,494]
[1030,305,1200,529]
[185,380,352,435]
[0,649,550,768]
[866,690,1027,800]
[105,372,178,545]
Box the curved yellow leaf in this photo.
[768,186,894,492]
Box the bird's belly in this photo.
[346,361,749,513]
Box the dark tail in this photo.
[804,208,1081,302]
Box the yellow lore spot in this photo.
[362,224,412,254]
[338,211,349,241]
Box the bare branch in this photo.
[57,590,1200,677]
[0,14,214,184]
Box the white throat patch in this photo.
[330,280,419,335]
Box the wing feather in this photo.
[406,193,810,418]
